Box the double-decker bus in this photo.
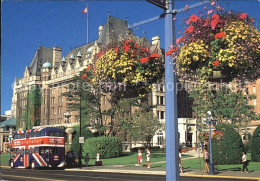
[10,127,65,169]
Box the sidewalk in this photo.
[68,163,260,180]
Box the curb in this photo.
[181,173,260,180]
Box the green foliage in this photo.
[190,85,258,127]
[82,136,122,159]
[20,86,42,130]
[251,125,260,161]
[212,123,244,164]
[122,109,162,147]
[70,125,95,154]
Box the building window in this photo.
[44,97,47,104]
[245,87,249,95]
[157,96,159,105]
[253,86,256,93]
[51,97,55,104]
[157,132,164,146]
[160,96,164,105]
[160,111,165,120]
[254,99,257,106]
[157,111,160,119]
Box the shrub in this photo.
[82,136,122,159]
[70,126,95,155]
[251,125,260,161]
[212,123,244,165]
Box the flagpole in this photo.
[87,4,88,44]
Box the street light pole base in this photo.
[209,163,215,175]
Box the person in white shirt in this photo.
[96,152,100,162]
[146,148,151,168]
[241,151,249,173]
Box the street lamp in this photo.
[207,111,216,175]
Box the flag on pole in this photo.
[82,5,88,13]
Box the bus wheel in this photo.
[30,160,36,169]
[10,160,15,169]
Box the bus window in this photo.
[30,131,35,137]
[39,147,45,155]
[20,149,24,155]
[40,130,45,137]
[50,131,55,136]
[26,133,30,138]
[35,147,39,153]
[50,148,59,155]
[36,131,41,137]
[25,149,29,155]
[55,132,60,137]
[15,148,19,155]
[29,149,34,154]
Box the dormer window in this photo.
[70,53,74,59]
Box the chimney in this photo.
[99,25,104,36]
[52,46,62,67]
[152,36,160,48]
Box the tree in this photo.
[122,109,162,147]
[212,123,244,164]
[62,69,105,135]
[251,125,260,161]
[190,84,258,126]
[21,86,42,130]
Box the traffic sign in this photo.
[147,0,167,9]
[79,137,84,144]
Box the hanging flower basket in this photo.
[92,38,164,97]
[172,9,260,82]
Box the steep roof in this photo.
[29,46,53,76]
[97,16,134,45]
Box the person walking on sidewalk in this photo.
[203,148,209,173]
[85,153,90,167]
[137,150,143,166]
[146,148,151,168]
[241,151,250,174]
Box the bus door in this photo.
[49,147,60,167]
[39,147,50,166]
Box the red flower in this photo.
[139,57,150,64]
[189,15,200,22]
[114,47,119,53]
[212,14,219,21]
[123,44,131,52]
[81,73,87,80]
[134,43,139,48]
[212,60,220,66]
[98,51,104,57]
[86,65,92,72]
[185,25,194,34]
[150,53,160,59]
[239,13,247,19]
[214,32,226,39]
[211,19,218,28]
[141,48,149,53]
[166,47,179,56]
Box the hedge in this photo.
[212,123,244,165]
[70,126,95,155]
[82,136,122,159]
[251,125,260,161]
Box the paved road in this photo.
[0,168,255,181]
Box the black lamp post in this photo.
[207,111,216,175]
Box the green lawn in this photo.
[152,153,260,171]
[0,153,11,166]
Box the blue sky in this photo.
[1,0,260,114]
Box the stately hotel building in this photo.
[8,16,260,150]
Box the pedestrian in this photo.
[241,151,250,174]
[137,150,143,166]
[179,149,183,173]
[203,148,209,173]
[146,148,151,168]
[96,152,100,162]
[85,153,90,167]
